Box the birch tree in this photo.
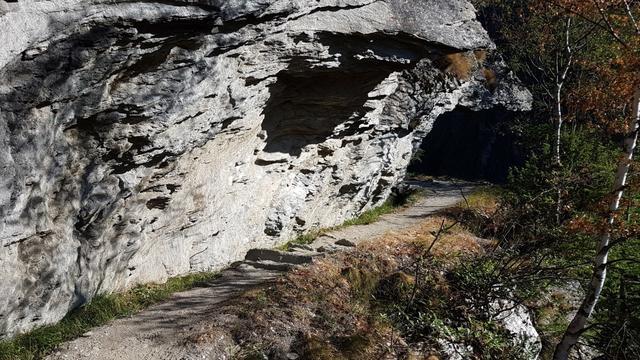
[553,17,575,167]
[554,89,640,359]
[551,1,640,358]
[492,1,604,224]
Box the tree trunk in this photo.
[554,16,573,225]
[555,84,564,224]
[554,84,564,166]
[553,88,640,360]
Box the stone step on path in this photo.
[244,248,318,265]
[242,238,359,270]
[48,179,475,360]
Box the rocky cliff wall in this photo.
[0,0,531,338]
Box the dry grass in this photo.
[483,67,498,92]
[183,188,510,360]
[188,187,536,360]
[474,49,488,63]
[188,216,495,359]
[361,217,485,260]
[442,52,475,80]
[440,186,504,238]
[437,50,497,89]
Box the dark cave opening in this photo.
[408,107,523,183]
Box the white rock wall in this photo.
[0,0,531,337]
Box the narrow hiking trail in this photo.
[48,180,475,360]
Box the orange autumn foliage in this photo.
[552,0,639,134]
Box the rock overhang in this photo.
[0,0,495,71]
[0,0,531,338]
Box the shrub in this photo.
[376,252,535,360]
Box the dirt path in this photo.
[48,180,474,360]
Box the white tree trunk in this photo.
[555,84,564,225]
[553,88,640,360]
[555,84,564,166]
[554,17,573,225]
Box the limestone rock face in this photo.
[0,0,531,337]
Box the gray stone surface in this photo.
[0,0,531,337]
[491,299,543,359]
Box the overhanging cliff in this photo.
[0,0,531,338]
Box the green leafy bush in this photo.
[374,253,538,360]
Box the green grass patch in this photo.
[338,190,425,228]
[341,189,425,228]
[341,201,396,227]
[0,272,218,360]
[277,230,324,251]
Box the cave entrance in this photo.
[408,107,523,183]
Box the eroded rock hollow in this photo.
[0,0,531,337]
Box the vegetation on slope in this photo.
[187,192,550,359]
[469,1,640,357]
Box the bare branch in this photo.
[606,258,640,266]
[623,0,640,34]
[546,0,629,47]
[592,0,629,46]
